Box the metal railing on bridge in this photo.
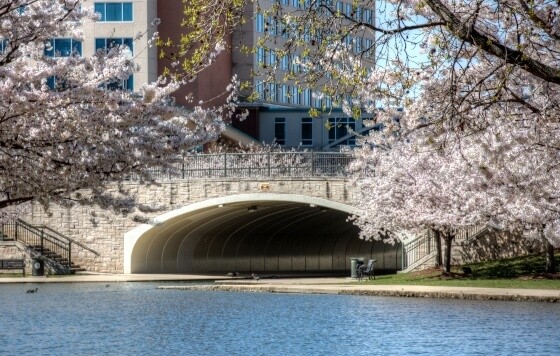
[138,152,353,181]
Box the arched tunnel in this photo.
[127,196,402,275]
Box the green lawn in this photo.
[359,252,560,290]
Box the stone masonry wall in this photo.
[452,230,545,266]
[19,178,354,273]
[0,242,31,274]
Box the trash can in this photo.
[32,258,44,276]
[350,257,364,278]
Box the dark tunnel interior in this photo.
[131,201,402,275]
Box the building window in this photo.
[255,80,265,100]
[280,21,289,38]
[256,47,276,68]
[280,85,289,103]
[303,88,312,107]
[44,38,82,57]
[292,56,301,73]
[301,118,313,146]
[280,55,289,71]
[275,118,286,145]
[313,93,323,108]
[95,37,134,53]
[257,47,265,65]
[364,38,372,55]
[354,37,362,53]
[363,9,373,25]
[0,39,8,54]
[344,35,352,48]
[336,1,343,14]
[290,86,300,105]
[256,13,264,32]
[266,16,277,36]
[355,7,362,22]
[94,2,133,22]
[345,3,353,16]
[95,38,134,90]
[266,83,277,102]
[44,38,82,90]
[325,95,332,108]
[328,117,356,145]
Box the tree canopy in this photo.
[0,0,240,218]
[248,0,559,258]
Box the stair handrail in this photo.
[4,219,71,267]
[33,223,100,256]
[456,224,492,245]
[402,230,434,270]
[402,224,494,272]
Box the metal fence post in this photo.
[40,229,44,254]
[267,152,271,177]
[311,151,315,175]
[224,152,227,177]
[402,243,407,270]
[68,242,72,269]
[427,230,432,253]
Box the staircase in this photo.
[401,230,437,273]
[0,219,99,274]
[401,225,491,273]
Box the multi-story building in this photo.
[230,0,377,151]
[77,0,376,151]
[81,0,159,91]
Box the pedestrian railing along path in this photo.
[136,152,353,181]
[0,219,99,274]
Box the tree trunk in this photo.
[443,232,454,274]
[540,225,556,274]
[434,229,442,268]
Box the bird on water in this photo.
[26,288,38,294]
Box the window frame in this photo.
[256,13,264,32]
[44,38,82,58]
[94,2,133,22]
[274,117,286,145]
[328,117,356,146]
[301,117,313,146]
[95,37,134,91]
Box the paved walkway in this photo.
[1,273,559,302]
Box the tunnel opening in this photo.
[127,197,402,275]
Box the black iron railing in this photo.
[401,225,490,271]
[0,219,99,270]
[128,152,353,181]
[402,230,435,270]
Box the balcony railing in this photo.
[132,152,353,181]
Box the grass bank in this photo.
[362,252,560,290]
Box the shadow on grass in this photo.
[466,252,560,279]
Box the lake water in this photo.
[1,282,559,355]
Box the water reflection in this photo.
[1,282,559,355]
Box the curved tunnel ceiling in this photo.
[130,200,402,275]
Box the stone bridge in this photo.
[22,153,403,275]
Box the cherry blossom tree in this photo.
[251,0,560,271]
[350,128,494,273]
[0,0,241,218]
[351,116,560,273]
